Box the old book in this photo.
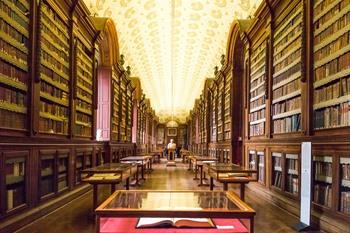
[136,218,215,228]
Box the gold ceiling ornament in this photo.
[83,0,262,123]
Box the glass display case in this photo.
[95,190,255,233]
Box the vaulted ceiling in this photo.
[84,0,261,123]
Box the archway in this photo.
[92,18,120,141]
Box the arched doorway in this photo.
[92,18,120,141]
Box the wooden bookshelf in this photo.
[38,1,70,135]
[339,156,350,215]
[224,72,232,140]
[313,155,333,208]
[249,39,267,137]
[0,0,29,132]
[313,0,350,130]
[111,66,120,141]
[272,0,303,134]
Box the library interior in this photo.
[0,0,350,232]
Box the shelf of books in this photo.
[271,152,283,189]
[248,150,257,180]
[39,1,70,135]
[5,152,27,212]
[111,69,120,141]
[57,151,69,192]
[285,153,299,196]
[249,40,267,137]
[0,0,29,132]
[257,151,265,184]
[75,38,93,137]
[126,84,133,142]
[313,0,350,130]
[40,153,55,198]
[120,78,127,142]
[313,155,333,208]
[339,156,350,215]
[210,85,217,142]
[217,78,224,141]
[75,152,84,184]
[224,72,232,140]
[272,1,303,134]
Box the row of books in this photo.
[76,112,92,125]
[250,76,264,90]
[40,20,68,51]
[314,79,350,104]
[272,96,301,115]
[250,85,265,99]
[273,171,282,188]
[273,36,300,63]
[0,86,26,106]
[258,156,265,183]
[285,175,299,195]
[273,114,301,133]
[314,184,332,207]
[249,122,264,136]
[77,87,92,100]
[274,48,301,74]
[273,63,301,86]
[314,49,350,82]
[6,187,24,210]
[41,2,69,40]
[340,191,350,214]
[75,125,92,137]
[341,163,350,180]
[41,50,69,75]
[314,101,350,129]
[41,82,68,101]
[315,161,332,178]
[0,1,28,29]
[314,30,349,62]
[314,0,350,32]
[274,13,302,55]
[313,0,346,17]
[0,109,26,129]
[286,158,299,172]
[39,117,68,134]
[314,10,350,45]
[41,65,69,88]
[41,36,69,62]
[273,78,301,100]
[40,101,68,118]
[77,99,92,112]
[0,18,28,47]
[250,95,266,110]
[273,155,282,167]
[77,77,92,90]
[249,109,265,122]
[0,39,27,65]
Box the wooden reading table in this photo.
[120,155,152,181]
[189,156,218,182]
[206,163,257,201]
[95,190,256,233]
[81,163,137,210]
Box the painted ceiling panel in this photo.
[84,0,261,122]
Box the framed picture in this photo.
[168,128,177,136]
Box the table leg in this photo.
[193,164,199,180]
[141,163,145,180]
[188,159,192,171]
[240,183,245,201]
[110,184,115,194]
[199,166,203,185]
[126,177,130,190]
[223,182,228,191]
[210,177,214,191]
[150,159,153,171]
[93,184,98,211]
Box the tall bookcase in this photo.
[271,1,303,134]
[0,0,30,133]
[38,1,70,135]
[111,66,120,141]
[313,0,350,130]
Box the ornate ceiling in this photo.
[84,0,261,123]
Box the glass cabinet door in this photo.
[57,153,69,192]
[285,153,299,196]
[40,155,55,197]
[339,156,350,214]
[313,155,332,208]
[271,152,283,189]
[5,156,26,211]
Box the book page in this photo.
[136,218,173,228]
